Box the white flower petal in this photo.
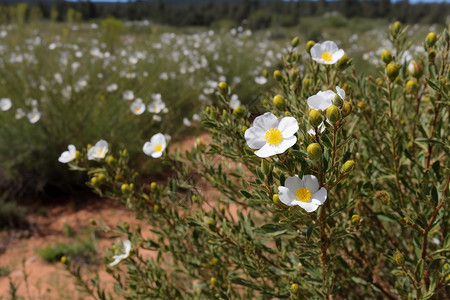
[303,175,319,194]
[284,175,302,192]
[278,186,296,206]
[311,187,327,205]
[336,86,345,100]
[278,117,299,137]
[254,143,277,158]
[244,126,266,150]
[293,201,319,212]
[274,136,297,155]
[252,112,279,131]
[332,49,345,63]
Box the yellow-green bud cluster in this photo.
[341,160,355,173]
[307,143,322,161]
[381,49,393,64]
[336,55,350,71]
[306,40,315,54]
[386,62,400,82]
[218,81,228,95]
[326,105,341,124]
[351,214,360,225]
[390,21,402,37]
[273,70,282,81]
[309,109,323,128]
[273,94,285,110]
[291,36,300,48]
[290,283,299,293]
[233,106,244,117]
[425,32,437,47]
[406,80,418,94]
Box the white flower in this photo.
[192,113,201,122]
[58,145,77,163]
[130,98,145,115]
[278,175,327,212]
[0,98,12,111]
[15,108,25,119]
[230,94,241,109]
[122,90,134,101]
[183,117,192,127]
[307,90,335,111]
[143,133,167,158]
[147,100,167,114]
[109,240,131,267]
[87,139,108,160]
[336,86,345,100]
[310,41,344,64]
[254,76,267,85]
[106,83,118,92]
[27,108,41,124]
[244,112,298,158]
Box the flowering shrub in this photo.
[60,22,449,299]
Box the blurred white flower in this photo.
[143,133,167,158]
[130,98,145,115]
[15,108,25,119]
[106,83,118,92]
[152,115,162,122]
[192,113,201,122]
[0,98,12,111]
[183,117,192,127]
[278,175,327,212]
[254,76,267,85]
[229,94,241,109]
[109,240,131,267]
[27,108,41,124]
[87,139,108,160]
[122,90,134,101]
[58,145,77,163]
[310,41,344,64]
[148,99,167,114]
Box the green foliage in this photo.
[0,266,10,277]
[37,234,96,264]
[0,196,28,230]
[63,23,449,299]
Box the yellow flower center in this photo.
[96,149,104,157]
[264,128,283,146]
[296,187,312,202]
[154,144,162,152]
[321,52,332,62]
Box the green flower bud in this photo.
[406,79,418,94]
[375,190,391,205]
[207,218,215,230]
[121,183,130,194]
[342,160,355,173]
[333,94,343,107]
[408,61,423,78]
[291,36,300,48]
[342,102,352,117]
[326,105,341,124]
[61,256,68,265]
[306,40,315,54]
[153,204,160,213]
[210,277,218,287]
[290,283,299,293]
[428,49,437,63]
[273,194,287,208]
[303,78,311,90]
[386,62,400,82]
[75,150,82,160]
[336,55,350,70]
[150,182,158,193]
[107,155,116,166]
[381,49,393,64]
[205,106,211,115]
[391,21,401,37]
[241,125,248,134]
[273,94,285,110]
[97,174,106,184]
[309,109,323,128]
[218,81,228,95]
[393,250,405,265]
[425,32,437,47]
[290,68,299,82]
[307,143,322,161]
[351,214,360,225]
[263,69,268,77]
[273,70,282,81]
[233,106,244,117]
[90,176,98,187]
[208,258,219,265]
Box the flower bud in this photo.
[303,78,311,90]
[307,143,322,161]
[61,256,68,265]
[209,258,219,265]
[375,190,391,205]
[425,32,437,47]
[408,61,423,78]
[393,250,405,265]
[273,194,287,208]
[406,79,418,94]
[351,214,360,225]
[150,182,158,193]
[376,78,384,86]
[381,49,393,64]
[326,105,341,124]
[121,183,130,194]
[428,49,436,63]
[386,62,400,82]
[333,94,343,107]
[306,40,315,54]
[273,94,285,110]
[207,218,215,230]
[342,102,352,117]
[336,55,350,70]
[273,70,282,81]
[241,125,248,134]
[75,150,82,160]
[106,155,116,166]
[391,21,401,37]
[218,81,228,95]
[90,176,98,187]
[342,160,355,173]
[97,174,106,184]
[263,69,268,77]
[290,68,299,82]
[233,106,244,117]
[210,277,218,287]
[153,204,160,213]
[290,283,299,293]
[291,36,300,48]
[309,109,323,128]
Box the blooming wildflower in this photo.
[148,99,167,114]
[245,112,298,158]
[122,90,134,101]
[152,115,162,122]
[192,114,201,122]
[0,98,12,111]
[143,133,167,158]
[278,174,327,212]
[27,108,41,124]
[336,86,345,100]
[106,83,118,92]
[254,76,267,85]
[109,240,131,267]
[15,108,25,119]
[230,94,241,109]
[307,90,335,110]
[130,98,145,115]
[58,145,77,163]
[87,139,108,160]
[310,41,345,64]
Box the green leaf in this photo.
[415,259,424,280]
[240,190,253,199]
[306,223,314,240]
[230,277,257,289]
